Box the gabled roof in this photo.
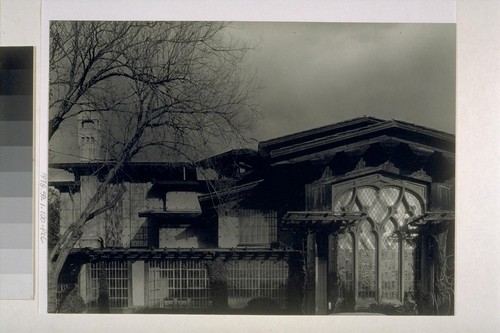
[259,116,385,153]
[259,117,454,164]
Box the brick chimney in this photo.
[77,112,102,161]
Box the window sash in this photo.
[148,260,211,309]
[238,210,277,246]
[87,261,129,308]
[227,260,288,309]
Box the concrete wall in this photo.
[59,191,75,234]
[59,179,164,248]
[78,175,103,247]
[218,211,239,248]
[159,227,200,248]
[131,261,145,307]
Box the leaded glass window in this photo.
[381,221,399,301]
[332,175,425,305]
[337,232,354,297]
[358,221,376,300]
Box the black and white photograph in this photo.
[47,21,456,315]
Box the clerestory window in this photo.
[238,210,277,246]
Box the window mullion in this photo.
[376,229,381,304]
[353,229,358,306]
[400,234,404,303]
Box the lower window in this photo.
[148,260,211,309]
[227,260,288,309]
[87,261,129,308]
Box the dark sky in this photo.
[230,22,456,141]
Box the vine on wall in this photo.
[205,257,228,312]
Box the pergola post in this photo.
[282,212,364,315]
[315,232,329,314]
[411,212,455,315]
[305,230,316,314]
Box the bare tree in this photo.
[48,21,258,312]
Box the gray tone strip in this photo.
[0,223,32,248]
[0,95,33,121]
[0,69,33,95]
[0,274,33,299]
[0,172,32,197]
[0,121,33,145]
[0,146,32,172]
[0,249,32,274]
[0,197,32,223]
[0,47,33,70]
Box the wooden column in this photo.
[418,225,434,314]
[286,253,305,314]
[315,232,329,314]
[327,234,337,313]
[431,222,454,315]
[131,261,145,307]
[305,230,316,314]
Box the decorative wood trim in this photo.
[69,247,297,262]
[267,121,454,163]
[310,165,432,188]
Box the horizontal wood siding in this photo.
[431,183,455,211]
[218,213,239,248]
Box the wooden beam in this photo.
[305,231,316,314]
[68,247,297,263]
[409,212,455,226]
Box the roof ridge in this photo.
[259,116,386,149]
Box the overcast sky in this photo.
[50,22,455,162]
[230,22,455,141]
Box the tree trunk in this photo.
[47,265,59,313]
[47,147,134,312]
[47,250,70,313]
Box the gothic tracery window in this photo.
[333,175,425,305]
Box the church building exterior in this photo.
[50,116,455,315]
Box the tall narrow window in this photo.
[337,232,354,297]
[381,221,400,301]
[358,221,376,300]
[404,236,416,299]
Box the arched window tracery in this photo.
[332,175,425,305]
